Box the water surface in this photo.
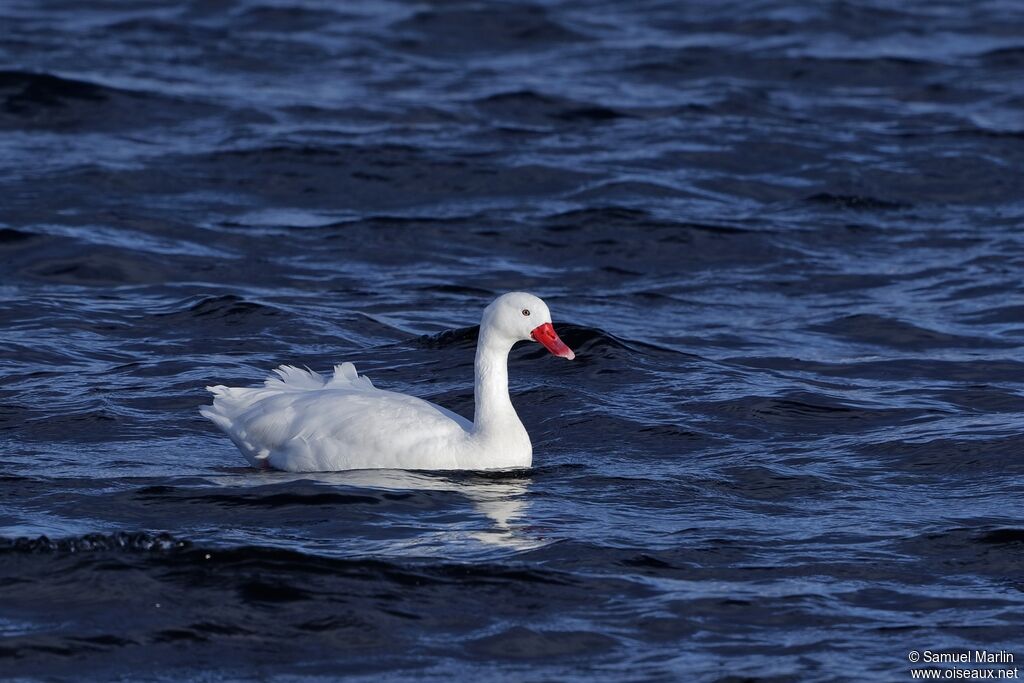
[2,1,1023,680]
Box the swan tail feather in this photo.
[329,362,375,390]
[265,365,326,390]
[200,362,377,469]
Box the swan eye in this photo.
[522,309,530,316]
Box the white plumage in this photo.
[200,292,575,472]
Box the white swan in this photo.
[200,292,575,472]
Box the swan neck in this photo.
[472,328,518,432]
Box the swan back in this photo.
[201,363,472,471]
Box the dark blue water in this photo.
[2,1,1023,680]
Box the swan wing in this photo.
[200,363,472,471]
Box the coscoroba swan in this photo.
[200,292,575,472]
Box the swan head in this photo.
[482,292,575,360]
